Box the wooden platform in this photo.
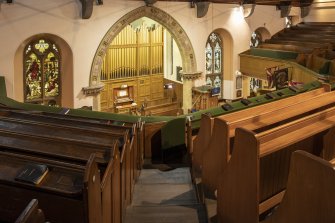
[125,168,207,223]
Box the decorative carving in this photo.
[195,2,210,18]
[82,83,104,96]
[180,71,202,80]
[80,0,94,19]
[279,5,291,18]
[301,5,311,18]
[144,0,157,6]
[242,4,255,18]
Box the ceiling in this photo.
[138,0,314,7]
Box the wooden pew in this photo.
[0,108,136,218]
[263,150,335,223]
[192,86,329,178]
[0,109,143,198]
[0,122,121,223]
[192,113,213,174]
[217,105,335,223]
[0,151,101,223]
[15,199,45,223]
[202,89,335,192]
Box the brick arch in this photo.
[89,6,197,87]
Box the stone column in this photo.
[82,83,104,111]
[180,71,202,114]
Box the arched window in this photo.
[250,31,262,48]
[24,39,61,106]
[205,32,223,98]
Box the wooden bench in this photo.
[217,105,335,222]
[0,151,101,223]
[15,199,45,223]
[1,109,144,191]
[0,108,137,217]
[202,89,335,192]
[263,150,335,223]
[0,120,121,223]
[192,86,329,177]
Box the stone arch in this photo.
[89,6,197,87]
[14,33,74,107]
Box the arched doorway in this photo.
[90,6,197,111]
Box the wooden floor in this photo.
[125,168,207,223]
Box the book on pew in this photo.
[222,103,233,111]
[265,93,275,100]
[15,164,49,185]
[240,99,252,106]
[276,92,284,97]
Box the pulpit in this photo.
[192,85,219,111]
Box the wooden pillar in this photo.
[180,71,202,114]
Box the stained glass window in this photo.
[205,32,223,98]
[24,39,61,106]
[205,43,212,74]
[250,31,262,48]
[214,42,221,73]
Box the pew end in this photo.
[263,150,335,223]
[15,199,45,223]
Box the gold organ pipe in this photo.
[113,48,116,79]
[113,49,116,79]
[107,49,110,80]
[112,48,115,78]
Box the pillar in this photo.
[180,71,202,114]
[82,83,104,111]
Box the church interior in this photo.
[1,0,335,222]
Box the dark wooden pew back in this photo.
[0,152,101,223]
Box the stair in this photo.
[125,168,207,223]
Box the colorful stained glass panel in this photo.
[214,42,221,73]
[205,43,212,74]
[25,53,42,100]
[44,52,59,97]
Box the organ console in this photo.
[113,85,137,114]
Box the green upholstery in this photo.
[0,76,6,97]
[188,80,322,130]
[0,76,323,151]
[161,117,185,150]
[319,61,331,75]
[250,48,298,60]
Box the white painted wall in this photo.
[163,31,182,83]
[0,0,287,106]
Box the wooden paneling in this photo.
[150,75,164,100]
[137,76,151,105]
